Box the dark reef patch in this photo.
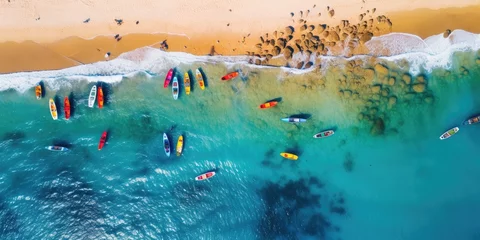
[343,152,354,172]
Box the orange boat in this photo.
[259,101,278,109]
[98,131,107,150]
[98,86,104,108]
[64,97,71,120]
[221,71,239,81]
[35,85,42,99]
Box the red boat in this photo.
[164,69,174,88]
[195,171,216,181]
[64,97,71,120]
[221,71,239,81]
[259,101,278,109]
[98,131,107,150]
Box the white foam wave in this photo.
[0,30,479,92]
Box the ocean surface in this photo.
[1,30,480,240]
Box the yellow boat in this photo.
[280,152,298,160]
[35,85,42,99]
[49,98,58,120]
[184,72,191,95]
[196,69,205,90]
[176,135,184,156]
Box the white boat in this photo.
[88,85,97,108]
[163,133,171,157]
[172,77,179,100]
[49,98,58,120]
[45,146,69,152]
[439,127,459,140]
[313,130,335,138]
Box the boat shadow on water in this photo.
[51,139,73,149]
[289,113,311,119]
[53,95,61,114]
[187,69,195,92]
[265,97,283,103]
[197,67,209,87]
[68,92,76,117]
[39,81,46,98]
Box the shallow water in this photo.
[1,42,480,240]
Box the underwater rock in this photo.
[344,90,352,98]
[388,96,397,105]
[381,89,389,97]
[357,113,364,121]
[402,74,411,84]
[415,75,426,83]
[364,69,375,84]
[370,118,385,136]
[374,64,389,76]
[388,77,396,85]
[412,83,426,93]
[443,29,451,38]
[476,58,480,65]
[424,96,434,104]
[371,85,381,93]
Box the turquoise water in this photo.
[1,48,480,240]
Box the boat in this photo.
[196,69,205,90]
[221,71,239,81]
[439,127,459,140]
[164,68,174,88]
[163,133,171,157]
[64,96,71,120]
[35,85,42,99]
[45,146,69,152]
[97,86,104,108]
[313,130,334,138]
[281,118,307,123]
[259,101,278,109]
[463,115,480,125]
[280,152,298,160]
[195,171,216,181]
[172,77,179,100]
[176,135,183,156]
[184,72,191,95]
[49,98,58,120]
[88,85,97,108]
[98,131,107,150]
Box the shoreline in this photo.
[0,5,480,74]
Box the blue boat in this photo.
[281,118,307,123]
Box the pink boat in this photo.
[163,68,174,88]
[195,171,216,181]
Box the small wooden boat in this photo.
[280,152,298,160]
[45,146,69,152]
[463,115,480,125]
[49,98,58,120]
[164,68,174,88]
[176,135,183,156]
[313,130,334,138]
[195,171,216,181]
[64,96,71,120]
[221,71,239,81]
[281,118,306,123]
[88,85,97,108]
[439,127,459,140]
[184,72,191,95]
[172,77,179,100]
[259,101,278,109]
[35,85,42,99]
[196,69,205,90]
[97,86,104,108]
[98,131,107,150]
[163,133,171,157]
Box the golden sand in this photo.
[0,5,479,74]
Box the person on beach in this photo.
[160,40,168,51]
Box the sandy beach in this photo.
[0,0,479,73]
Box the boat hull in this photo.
[221,71,239,81]
[49,98,58,120]
[281,118,306,123]
[164,69,174,88]
[184,73,191,95]
[98,131,107,150]
[196,69,205,90]
[64,97,71,120]
[313,130,334,138]
[176,135,183,156]
[88,85,97,108]
[163,133,170,157]
[172,77,179,100]
[280,152,298,160]
[439,127,459,140]
[259,101,278,109]
[98,86,104,108]
[35,85,42,99]
[195,171,216,181]
[46,146,68,152]
[463,115,480,125]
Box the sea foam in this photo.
[0,30,479,93]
